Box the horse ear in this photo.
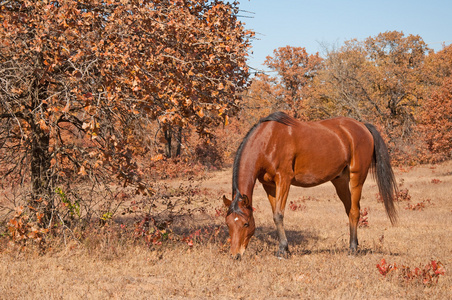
[223,195,232,207]
[242,195,251,208]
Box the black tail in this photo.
[365,124,398,225]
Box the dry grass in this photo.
[1,162,451,299]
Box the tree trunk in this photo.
[175,126,182,157]
[29,77,54,224]
[164,126,182,158]
[164,128,172,158]
[30,119,53,223]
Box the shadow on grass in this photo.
[247,226,401,258]
[253,226,316,245]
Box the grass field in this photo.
[1,161,451,299]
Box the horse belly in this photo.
[292,171,337,187]
[291,151,348,187]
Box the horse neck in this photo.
[234,152,259,204]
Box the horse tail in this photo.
[365,123,398,225]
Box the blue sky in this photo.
[238,0,452,72]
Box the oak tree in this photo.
[259,46,322,119]
[316,31,430,161]
[418,45,452,161]
[418,78,452,161]
[0,0,252,222]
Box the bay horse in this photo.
[223,112,397,259]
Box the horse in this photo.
[223,111,397,259]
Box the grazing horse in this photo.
[223,112,397,259]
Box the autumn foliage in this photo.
[0,0,252,224]
[377,258,445,286]
[418,78,452,162]
[260,46,322,119]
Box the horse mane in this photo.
[228,111,296,215]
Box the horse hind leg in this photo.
[263,182,290,258]
[331,172,361,254]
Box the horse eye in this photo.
[243,223,249,228]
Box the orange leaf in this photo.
[78,165,87,176]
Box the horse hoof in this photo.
[276,249,290,259]
[233,254,242,260]
[348,248,358,256]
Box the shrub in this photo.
[358,208,369,228]
[405,199,433,211]
[377,258,445,286]
[7,206,49,248]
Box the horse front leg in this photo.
[263,180,291,258]
[273,212,289,257]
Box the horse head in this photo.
[223,195,255,260]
